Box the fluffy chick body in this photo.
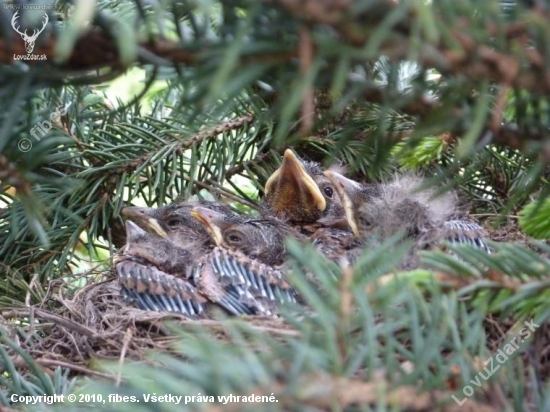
[326,172,490,269]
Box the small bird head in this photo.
[122,201,235,246]
[262,149,344,226]
[122,220,192,274]
[326,171,457,242]
[324,170,366,237]
[191,206,289,266]
[121,206,170,237]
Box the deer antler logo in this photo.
[11,11,49,54]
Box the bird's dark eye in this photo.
[227,233,243,243]
[360,218,372,229]
[167,218,182,227]
[324,187,333,198]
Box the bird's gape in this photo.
[121,206,169,237]
[264,149,326,223]
[279,174,323,221]
[323,170,361,236]
[190,206,226,246]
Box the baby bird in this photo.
[121,200,240,248]
[191,205,346,289]
[260,149,347,233]
[116,220,209,316]
[120,204,297,315]
[325,171,490,268]
[191,206,300,266]
[190,205,300,302]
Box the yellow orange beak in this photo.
[264,149,326,213]
[324,170,360,236]
[121,206,168,238]
[191,206,225,246]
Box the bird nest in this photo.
[3,270,296,379]
[2,220,547,390]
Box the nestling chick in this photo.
[325,171,490,267]
[117,220,207,316]
[121,200,239,248]
[119,214,297,317]
[192,205,352,298]
[191,205,301,306]
[191,206,301,266]
[261,149,347,232]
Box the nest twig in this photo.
[1,273,296,379]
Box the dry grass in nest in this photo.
[1,272,297,380]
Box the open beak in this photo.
[191,206,225,246]
[121,206,168,238]
[124,220,147,240]
[324,170,360,237]
[123,220,147,253]
[264,149,326,213]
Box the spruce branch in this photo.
[105,113,255,180]
[273,0,550,94]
